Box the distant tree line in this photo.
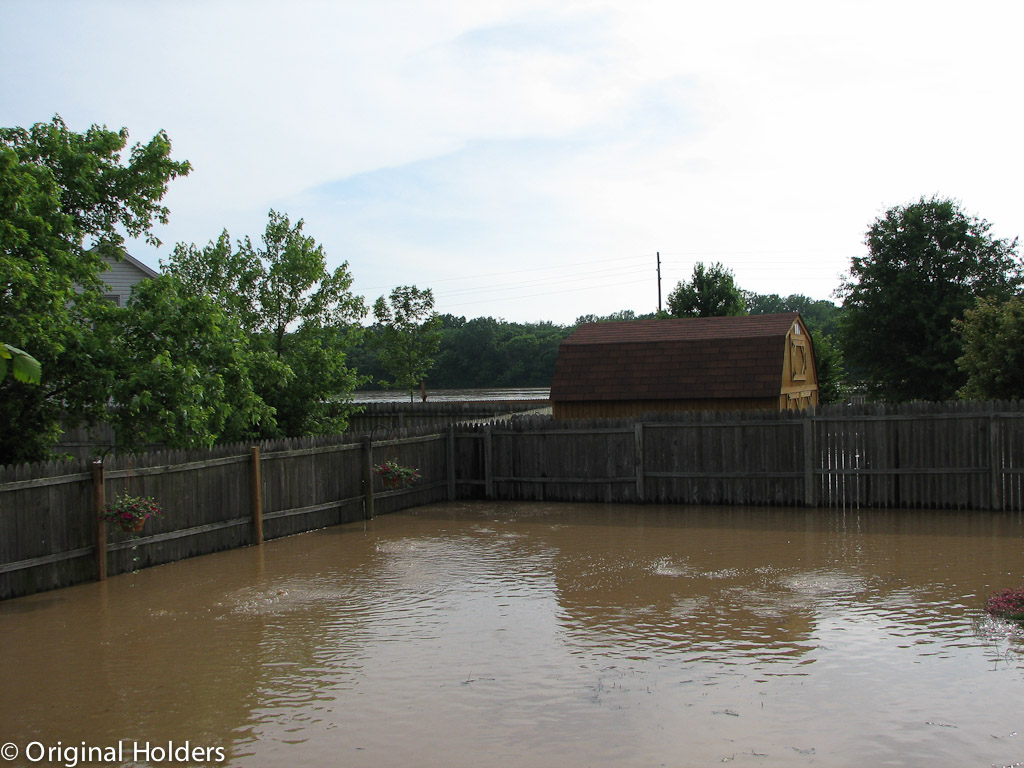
[4,115,1022,465]
[348,293,847,399]
[350,315,571,391]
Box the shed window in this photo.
[791,339,808,381]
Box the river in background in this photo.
[352,388,550,403]
[1,502,1023,767]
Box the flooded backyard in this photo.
[1,501,1023,767]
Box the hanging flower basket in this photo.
[100,493,164,533]
[373,460,420,490]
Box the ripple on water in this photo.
[650,556,695,578]
[5,501,1024,768]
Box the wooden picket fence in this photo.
[2,401,1023,600]
[456,401,1024,510]
[0,430,452,600]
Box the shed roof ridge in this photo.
[562,313,801,345]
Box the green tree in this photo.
[0,116,190,463]
[373,286,442,400]
[106,276,280,450]
[422,316,571,389]
[811,330,845,405]
[747,293,842,337]
[574,309,640,324]
[430,315,502,388]
[164,211,366,437]
[838,196,1022,402]
[494,323,567,386]
[163,230,261,327]
[954,295,1024,400]
[667,262,747,318]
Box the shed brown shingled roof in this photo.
[550,313,801,402]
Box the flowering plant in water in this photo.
[373,460,420,489]
[100,493,163,531]
[985,587,1024,622]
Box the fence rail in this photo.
[3,401,1023,600]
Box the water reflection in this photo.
[1,502,1022,767]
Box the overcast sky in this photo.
[3,1,1022,325]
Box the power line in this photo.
[431,264,651,299]
[361,247,853,311]
[435,277,652,310]
[360,252,652,293]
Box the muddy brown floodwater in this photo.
[2,501,1023,768]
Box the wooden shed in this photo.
[550,313,818,418]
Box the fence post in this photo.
[803,415,816,508]
[990,415,1002,511]
[363,435,375,519]
[250,446,264,545]
[484,425,493,500]
[93,460,106,582]
[634,422,645,502]
[447,424,456,501]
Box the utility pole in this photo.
[657,251,662,314]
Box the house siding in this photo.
[99,254,158,306]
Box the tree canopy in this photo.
[372,286,442,400]
[746,293,841,337]
[667,261,746,318]
[955,296,1024,400]
[106,275,279,451]
[163,211,366,437]
[838,196,1022,402]
[0,116,190,463]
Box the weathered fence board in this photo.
[346,400,547,434]
[3,401,1024,600]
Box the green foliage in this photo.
[574,309,643,324]
[353,314,570,391]
[810,330,845,404]
[747,292,842,337]
[100,493,163,529]
[163,230,261,327]
[373,286,442,400]
[0,343,41,385]
[667,262,747,318]
[0,116,190,464]
[838,196,1022,402]
[107,275,281,450]
[431,316,568,389]
[954,296,1024,400]
[0,116,190,249]
[163,210,366,437]
[263,325,364,436]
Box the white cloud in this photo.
[3,0,1023,324]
